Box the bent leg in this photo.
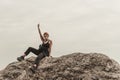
[24,47,40,56]
[34,52,46,68]
[17,47,40,62]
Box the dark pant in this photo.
[24,47,48,68]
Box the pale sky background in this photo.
[0,0,120,69]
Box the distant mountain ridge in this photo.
[0,52,120,80]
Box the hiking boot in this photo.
[29,65,37,73]
[17,56,24,61]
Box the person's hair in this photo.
[43,32,49,37]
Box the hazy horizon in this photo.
[0,0,120,69]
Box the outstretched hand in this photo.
[37,23,44,41]
[37,24,40,28]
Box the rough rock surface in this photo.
[0,53,120,80]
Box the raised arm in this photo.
[37,24,44,42]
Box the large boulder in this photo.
[0,53,120,80]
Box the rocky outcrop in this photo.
[0,53,120,80]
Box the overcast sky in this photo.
[0,0,120,69]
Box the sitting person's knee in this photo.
[28,47,32,50]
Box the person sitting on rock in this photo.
[17,23,52,71]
